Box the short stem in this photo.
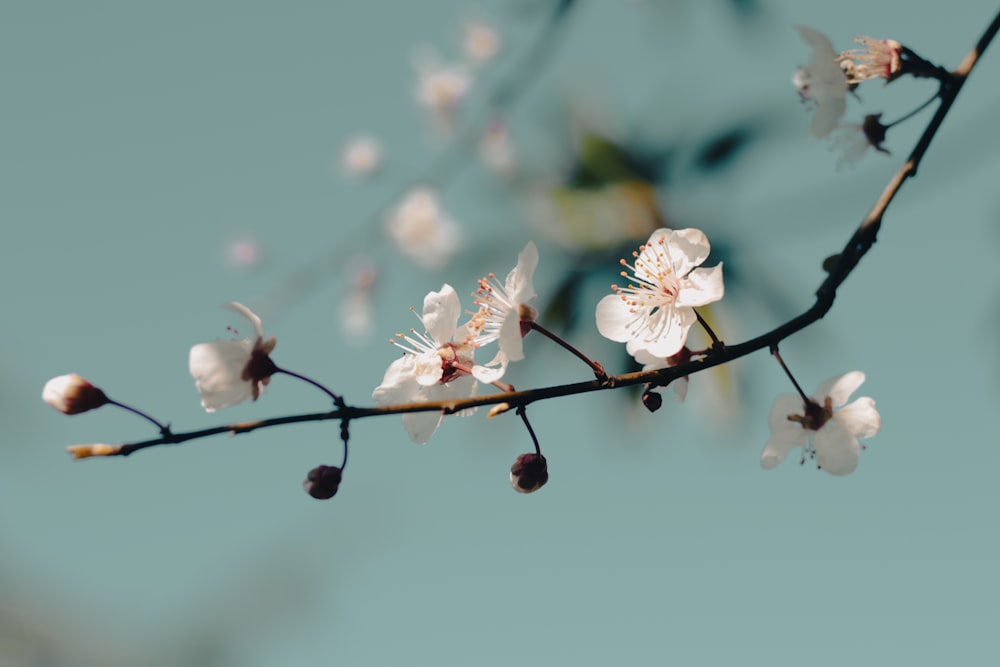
[693,309,723,349]
[885,92,940,128]
[106,399,170,434]
[770,346,809,404]
[340,433,350,469]
[900,46,953,82]
[275,368,345,408]
[529,321,606,379]
[516,406,542,456]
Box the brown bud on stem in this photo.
[303,465,343,500]
[641,389,663,413]
[510,453,548,494]
[42,374,109,415]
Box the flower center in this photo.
[607,237,685,344]
[787,396,834,431]
[436,342,475,384]
[613,238,681,310]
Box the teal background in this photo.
[3,1,1000,665]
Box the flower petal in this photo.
[761,432,807,470]
[794,26,848,138]
[672,376,689,403]
[676,263,724,307]
[666,228,711,273]
[472,355,508,383]
[835,397,880,439]
[496,313,525,362]
[813,419,861,476]
[435,373,479,416]
[814,371,865,407]
[631,306,695,358]
[189,340,254,411]
[810,96,847,139]
[761,393,809,469]
[631,347,666,370]
[595,294,635,343]
[507,241,539,304]
[372,356,421,405]
[422,284,461,344]
[224,302,264,340]
[402,409,445,445]
[796,25,838,64]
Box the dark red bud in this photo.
[303,465,343,500]
[510,453,548,494]
[642,389,663,413]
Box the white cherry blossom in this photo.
[469,241,539,383]
[793,26,848,138]
[189,302,277,412]
[596,228,724,359]
[761,371,880,476]
[372,285,478,444]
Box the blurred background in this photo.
[3,1,1000,665]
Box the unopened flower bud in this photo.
[487,402,512,418]
[510,453,548,494]
[42,374,109,415]
[642,389,663,413]
[67,444,120,459]
[303,465,343,500]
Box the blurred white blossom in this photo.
[224,236,265,271]
[339,258,378,342]
[413,49,472,131]
[793,26,848,138]
[340,135,382,177]
[479,121,516,176]
[463,21,501,63]
[831,113,890,170]
[385,188,461,270]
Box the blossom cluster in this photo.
[42,218,881,486]
[372,241,540,444]
[793,26,904,168]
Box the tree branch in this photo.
[85,9,1000,459]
